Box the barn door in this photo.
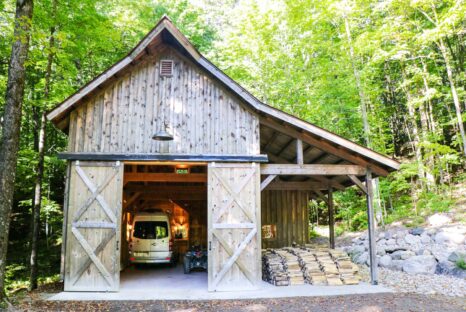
[208,163,261,291]
[64,161,123,292]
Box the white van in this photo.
[129,212,175,264]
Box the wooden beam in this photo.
[267,153,345,189]
[328,187,335,249]
[265,180,328,191]
[366,169,378,285]
[124,185,206,193]
[58,153,268,163]
[138,192,207,201]
[123,192,141,209]
[124,172,207,184]
[348,175,368,194]
[260,175,277,191]
[261,164,366,176]
[296,139,303,165]
[261,119,390,176]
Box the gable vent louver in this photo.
[160,59,174,77]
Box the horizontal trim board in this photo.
[212,223,256,229]
[124,173,207,183]
[264,181,331,191]
[59,153,268,163]
[260,164,366,176]
[72,221,116,229]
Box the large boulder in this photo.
[402,255,437,274]
[391,250,415,260]
[448,251,465,263]
[385,239,396,246]
[430,245,452,262]
[388,259,404,271]
[409,228,424,236]
[427,213,451,227]
[379,255,392,268]
[351,245,366,255]
[436,261,466,279]
[434,231,465,245]
[420,233,431,244]
[354,252,368,264]
[404,234,421,245]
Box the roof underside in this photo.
[46,16,400,197]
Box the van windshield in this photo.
[133,221,168,239]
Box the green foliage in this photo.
[456,258,466,270]
[309,227,319,239]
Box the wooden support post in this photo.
[366,169,378,285]
[328,187,335,249]
[296,139,303,165]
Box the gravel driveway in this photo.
[11,293,466,312]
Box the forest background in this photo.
[0,0,465,295]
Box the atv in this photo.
[184,245,207,274]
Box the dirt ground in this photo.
[6,293,465,312]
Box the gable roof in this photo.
[47,16,400,173]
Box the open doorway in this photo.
[119,163,208,290]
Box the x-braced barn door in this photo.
[208,163,261,291]
[64,161,123,291]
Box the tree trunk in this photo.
[29,0,55,290]
[419,60,436,188]
[429,4,466,157]
[343,14,370,146]
[401,66,426,188]
[438,37,466,157]
[343,6,383,226]
[28,112,45,291]
[0,0,34,301]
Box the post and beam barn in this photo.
[47,16,399,293]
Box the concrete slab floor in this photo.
[50,264,392,301]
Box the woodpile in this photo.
[262,250,289,286]
[329,249,360,285]
[279,249,305,285]
[262,247,360,287]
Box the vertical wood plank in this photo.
[328,187,335,249]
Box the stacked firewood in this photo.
[329,249,360,285]
[262,247,360,287]
[278,249,305,285]
[262,250,289,286]
[313,249,343,285]
[293,249,327,285]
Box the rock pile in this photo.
[262,247,360,286]
[343,223,466,279]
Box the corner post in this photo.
[328,187,335,249]
[366,168,378,285]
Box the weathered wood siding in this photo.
[208,163,261,291]
[261,190,309,249]
[65,161,123,292]
[67,46,260,155]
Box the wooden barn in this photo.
[47,16,399,293]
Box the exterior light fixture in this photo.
[152,122,173,141]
